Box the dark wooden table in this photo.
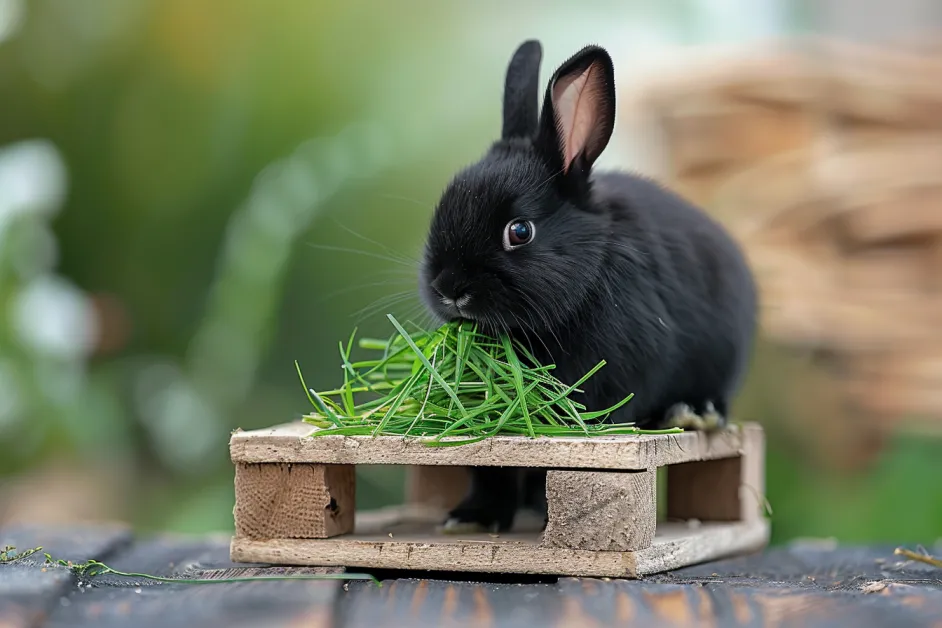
[1,524,940,628]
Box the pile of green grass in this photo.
[297,314,681,445]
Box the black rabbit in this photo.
[418,40,758,533]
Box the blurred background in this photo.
[1,0,940,546]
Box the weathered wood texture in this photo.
[543,469,657,552]
[230,518,771,579]
[0,524,132,628]
[229,421,753,469]
[338,542,942,628]
[233,463,355,540]
[0,524,343,628]
[3,524,940,627]
[229,422,765,572]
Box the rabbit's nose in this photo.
[431,271,468,303]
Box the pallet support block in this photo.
[234,463,355,539]
[543,469,656,552]
[666,423,765,522]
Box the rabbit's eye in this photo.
[503,219,535,251]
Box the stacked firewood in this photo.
[629,36,942,448]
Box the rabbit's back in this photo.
[588,171,757,421]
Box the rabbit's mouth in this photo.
[441,293,472,313]
[438,294,475,322]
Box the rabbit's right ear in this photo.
[535,45,616,178]
[502,40,543,140]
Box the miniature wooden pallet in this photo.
[228,422,769,578]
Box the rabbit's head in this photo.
[420,41,617,335]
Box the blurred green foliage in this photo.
[0,0,938,546]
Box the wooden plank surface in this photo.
[338,542,942,628]
[230,519,771,579]
[2,523,940,627]
[0,523,133,628]
[230,422,758,470]
[0,524,343,628]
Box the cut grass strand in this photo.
[297,315,681,444]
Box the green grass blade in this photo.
[386,314,468,418]
[580,393,635,421]
[499,334,534,438]
[295,361,342,427]
[371,369,425,436]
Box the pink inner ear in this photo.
[553,61,604,173]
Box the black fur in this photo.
[418,41,758,532]
[502,40,542,139]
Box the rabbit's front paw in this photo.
[664,402,706,430]
[700,400,726,431]
[441,503,515,534]
[664,401,726,432]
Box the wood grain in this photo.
[543,469,656,552]
[234,463,355,539]
[660,99,816,175]
[229,519,771,579]
[340,566,942,628]
[8,521,939,627]
[229,422,752,470]
[837,187,942,245]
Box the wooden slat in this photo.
[229,422,754,470]
[339,573,942,628]
[230,520,771,579]
[659,98,816,175]
[6,523,941,627]
[814,37,942,127]
[837,189,942,245]
[0,523,133,627]
[817,140,942,201]
[0,528,348,628]
[635,39,824,110]
[838,247,934,293]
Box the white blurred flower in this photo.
[0,139,68,225]
[10,275,98,360]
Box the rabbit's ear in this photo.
[536,45,615,175]
[502,40,543,140]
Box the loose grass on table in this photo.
[297,314,681,445]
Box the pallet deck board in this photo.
[230,421,755,469]
[229,519,771,579]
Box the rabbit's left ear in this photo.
[502,40,543,140]
[536,45,616,175]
